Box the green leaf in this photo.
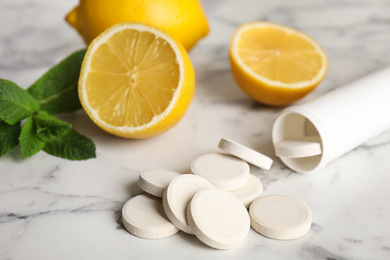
[27,49,87,115]
[0,120,21,157]
[0,79,39,125]
[43,129,96,160]
[19,116,45,158]
[34,111,71,142]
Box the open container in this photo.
[272,67,390,173]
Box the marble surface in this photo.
[1,0,390,259]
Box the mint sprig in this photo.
[0,49,96,161]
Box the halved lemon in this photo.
[78,22,195,138]
[229,21,328,106]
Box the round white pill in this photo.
[122,194,179,239]
[187,188,250,250]
[191,153,250,191]
[138,169,181,198]
[230,174,263,208]
[163,174,214,234]
[218,138,273,170]
[274,136,322,158]
[249,194,312,240]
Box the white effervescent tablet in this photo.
[218,138,273,170]
[274,136,322,158]
[230,174,263,208]
[163,174,214,234]
[249,194,312,240]
[138,169,181,198]
[187,188,250,250]
[191,153,249,191]
[122,194,179,239]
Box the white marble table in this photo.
[1,0,390,259]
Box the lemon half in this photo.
[230,22,328,106]
[78,22,195,138]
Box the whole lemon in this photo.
[66,0,209,51]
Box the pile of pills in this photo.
[122,138,313,249]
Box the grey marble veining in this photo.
[1,0,390,259]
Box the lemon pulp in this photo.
[237,26,324,85]
[85,29,180,127]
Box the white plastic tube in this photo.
[272,67,390,173]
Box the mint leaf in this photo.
[43,129,96,160]
[27,49,86,115]
[34,111,71,142]
[19,116,45,158]
[0,79,39,125]
[0,121,21,157]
